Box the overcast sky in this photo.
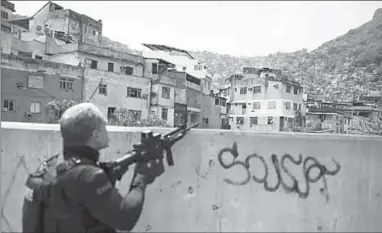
[12,1,382,57]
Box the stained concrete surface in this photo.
[1,122,382,232]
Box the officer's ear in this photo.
[92,128,101,140]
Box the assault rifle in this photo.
[99,123,198,184]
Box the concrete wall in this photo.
[2,122,382,232]
[21,2,52,43]
[1,31,46,58]
[187,88,202,110]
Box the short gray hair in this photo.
[59,102,107,146]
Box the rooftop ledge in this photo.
[1,121,382,142]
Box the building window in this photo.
[242,104,247,114]
[286,85,291,93]
[194,64,203,71]
[267,117,273,125]
[162,108,168,120]
[1,11,8,20]
[215,98,219,105]
[126,87,142,98]
[60,78,73,90]
[18,51,32,58]
[220,99,226,107]
[30,102,41,113]
[294,86,298,95]
[267,101,276,109]
[3,100,15,111]
[99,84,107,95]
[107,107,116,121]
[121,66,134,75]
[253,102,261,109]
[298,104,301,111]
[240,87,247,95]
[108,62,114,72]
[152,63,158,74]
[162,86,170,99]
[293,103,298,111]
[253,86,261,94]
[90,60,98,69]
[285,102,291,110]
[250,117,258,126]
[35,55,43,60]
[28,75,43,89]
[236,117,244,125]
[128,110,141,121]
[202,117,209,124]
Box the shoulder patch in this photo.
[81,167,112,195]
[96,182,113,195]
[84,168,106,183]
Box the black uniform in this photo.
[49,146,147,233]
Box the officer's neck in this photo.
[64,145,100,162]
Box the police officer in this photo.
[50,102,162,232]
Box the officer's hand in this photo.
[134,158,165,185]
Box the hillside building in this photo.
[1,53,84,123]
[227,67,305,132]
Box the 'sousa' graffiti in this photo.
[217,142,341,201]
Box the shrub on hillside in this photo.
[111,108,172,128]
[45,100,172,128]
[46,99,82,123]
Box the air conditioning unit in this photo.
[248,87,253,91]
[142,94,148,99]
[16,83,25,89]
[25,112,32,118]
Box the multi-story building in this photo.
[1,53,84,122]
[144,58,177,126]
[5,1,151,121]
[9,1,102,46]
[1,0,14,33]
[167,71,203,127]
[142,43,209,80]
[46,43,150,121]
[142,43,224,128]
[199,76,229,129]
[227,67,305,132]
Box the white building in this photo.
[228,67,305,132]
[141,43,210,80]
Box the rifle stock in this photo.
[99,123,198,184]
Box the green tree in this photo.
[111,108,172,128]
[45,100,172,128]
[46,99,82,123]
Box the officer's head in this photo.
[59,102,109,151]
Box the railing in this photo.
[249,124,277,132]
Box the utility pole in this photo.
[88,78,103,101]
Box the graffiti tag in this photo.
[217,142,341,201]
